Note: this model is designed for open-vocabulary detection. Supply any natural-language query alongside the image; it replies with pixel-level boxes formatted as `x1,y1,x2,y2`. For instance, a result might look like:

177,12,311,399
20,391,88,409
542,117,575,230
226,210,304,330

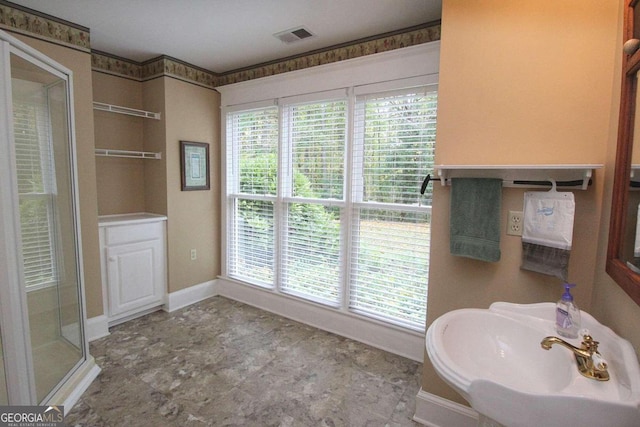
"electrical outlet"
190,249,197,260
507,211,523,236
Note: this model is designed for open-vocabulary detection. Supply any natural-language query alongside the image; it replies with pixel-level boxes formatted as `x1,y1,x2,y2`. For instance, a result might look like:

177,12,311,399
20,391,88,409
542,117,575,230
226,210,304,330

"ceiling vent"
273,27,315,44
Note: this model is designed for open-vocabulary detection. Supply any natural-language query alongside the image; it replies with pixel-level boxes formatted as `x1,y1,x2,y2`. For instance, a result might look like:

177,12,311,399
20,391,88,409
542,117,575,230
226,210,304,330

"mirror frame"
607,0,640,306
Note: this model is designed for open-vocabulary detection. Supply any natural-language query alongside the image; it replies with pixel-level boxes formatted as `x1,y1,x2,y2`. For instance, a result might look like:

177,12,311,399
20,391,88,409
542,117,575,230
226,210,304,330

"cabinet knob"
108,256,116,262
624,39,640,55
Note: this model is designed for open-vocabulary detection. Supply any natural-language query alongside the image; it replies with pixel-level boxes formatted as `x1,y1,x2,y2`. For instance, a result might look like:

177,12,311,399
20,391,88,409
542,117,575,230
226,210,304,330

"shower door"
0,32,87,404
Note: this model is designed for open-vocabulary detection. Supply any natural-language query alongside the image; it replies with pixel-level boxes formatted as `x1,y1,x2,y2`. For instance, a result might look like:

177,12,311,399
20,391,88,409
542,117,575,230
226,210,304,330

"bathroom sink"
426,302,640,427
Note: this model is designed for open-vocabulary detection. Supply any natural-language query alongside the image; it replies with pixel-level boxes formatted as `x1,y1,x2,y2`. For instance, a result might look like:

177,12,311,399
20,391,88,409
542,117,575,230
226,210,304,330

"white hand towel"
520,190,575,280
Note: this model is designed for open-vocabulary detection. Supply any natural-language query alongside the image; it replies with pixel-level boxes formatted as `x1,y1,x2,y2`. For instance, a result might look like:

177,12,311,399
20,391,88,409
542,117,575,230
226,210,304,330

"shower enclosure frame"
0,29,99,407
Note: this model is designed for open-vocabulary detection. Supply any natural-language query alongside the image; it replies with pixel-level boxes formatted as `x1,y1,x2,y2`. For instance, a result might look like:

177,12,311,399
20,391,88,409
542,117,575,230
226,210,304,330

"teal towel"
450,178,502,262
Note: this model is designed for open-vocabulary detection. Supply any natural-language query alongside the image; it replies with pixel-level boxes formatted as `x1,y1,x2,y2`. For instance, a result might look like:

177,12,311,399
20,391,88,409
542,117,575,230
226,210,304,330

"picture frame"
180,141,210,191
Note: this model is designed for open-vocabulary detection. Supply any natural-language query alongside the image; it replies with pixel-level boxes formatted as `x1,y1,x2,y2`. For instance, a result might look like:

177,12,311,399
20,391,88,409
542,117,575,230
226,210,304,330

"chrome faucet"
541,332,610,381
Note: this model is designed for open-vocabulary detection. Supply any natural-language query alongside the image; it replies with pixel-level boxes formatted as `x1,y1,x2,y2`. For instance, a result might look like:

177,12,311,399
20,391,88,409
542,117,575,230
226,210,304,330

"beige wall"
423,0,621,404
163,78,220,293
142,78,168,215
13,34,103,319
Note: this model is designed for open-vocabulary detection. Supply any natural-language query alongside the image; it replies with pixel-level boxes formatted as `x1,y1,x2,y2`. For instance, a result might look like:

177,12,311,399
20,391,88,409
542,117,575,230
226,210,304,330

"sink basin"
426,302,640,427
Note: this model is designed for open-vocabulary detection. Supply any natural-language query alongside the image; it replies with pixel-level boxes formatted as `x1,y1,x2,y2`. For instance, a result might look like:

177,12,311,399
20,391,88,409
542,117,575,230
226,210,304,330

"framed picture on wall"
180,141,210,191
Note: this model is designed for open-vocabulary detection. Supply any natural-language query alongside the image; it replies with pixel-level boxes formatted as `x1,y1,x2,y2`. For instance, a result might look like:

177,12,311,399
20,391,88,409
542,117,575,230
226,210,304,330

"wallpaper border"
0,0,90,52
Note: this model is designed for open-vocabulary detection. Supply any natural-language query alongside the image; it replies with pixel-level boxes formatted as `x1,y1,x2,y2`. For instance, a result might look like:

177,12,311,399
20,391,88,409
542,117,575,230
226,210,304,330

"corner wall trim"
163,279,218,313
86,315,109,342
413,388,478,427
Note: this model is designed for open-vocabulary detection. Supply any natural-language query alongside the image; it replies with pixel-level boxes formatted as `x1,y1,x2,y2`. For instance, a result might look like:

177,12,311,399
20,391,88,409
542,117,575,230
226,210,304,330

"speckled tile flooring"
65,296,423,426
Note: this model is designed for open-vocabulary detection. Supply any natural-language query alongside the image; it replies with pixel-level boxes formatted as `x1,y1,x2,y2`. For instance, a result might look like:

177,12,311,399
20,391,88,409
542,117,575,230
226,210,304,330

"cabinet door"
106,239,164,317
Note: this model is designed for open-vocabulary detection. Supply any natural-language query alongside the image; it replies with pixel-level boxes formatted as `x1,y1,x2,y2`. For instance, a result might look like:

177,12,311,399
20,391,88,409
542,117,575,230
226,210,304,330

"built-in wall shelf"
93,102,161,120
433,164,603,190
95,149,162,160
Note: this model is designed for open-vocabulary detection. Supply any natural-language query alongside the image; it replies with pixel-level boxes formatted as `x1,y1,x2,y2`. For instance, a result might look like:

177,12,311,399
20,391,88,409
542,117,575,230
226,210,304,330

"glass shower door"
10,52,84,403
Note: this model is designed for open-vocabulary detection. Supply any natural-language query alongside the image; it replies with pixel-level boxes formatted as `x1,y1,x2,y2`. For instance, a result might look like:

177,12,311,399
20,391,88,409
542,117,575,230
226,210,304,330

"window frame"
347,86,437,329
222,73,439,333
278,95,348,306
225,104,280,288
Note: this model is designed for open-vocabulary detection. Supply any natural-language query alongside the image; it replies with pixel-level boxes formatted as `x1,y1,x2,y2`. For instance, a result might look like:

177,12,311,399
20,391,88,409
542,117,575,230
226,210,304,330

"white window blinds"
349,87,437,329
282,99,346,199
13,80,57,290
226,107,279,286
280,98,346,304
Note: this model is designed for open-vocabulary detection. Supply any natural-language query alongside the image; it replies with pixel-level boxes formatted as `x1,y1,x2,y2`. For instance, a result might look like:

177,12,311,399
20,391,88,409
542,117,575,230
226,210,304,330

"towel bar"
420,174,593,194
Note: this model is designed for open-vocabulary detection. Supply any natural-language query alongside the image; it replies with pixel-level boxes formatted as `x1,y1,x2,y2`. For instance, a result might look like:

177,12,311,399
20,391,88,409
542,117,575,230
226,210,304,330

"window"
13,80,57,291
226,106,278,287
225,85,437,331
280,99,346,304
350,88,437,328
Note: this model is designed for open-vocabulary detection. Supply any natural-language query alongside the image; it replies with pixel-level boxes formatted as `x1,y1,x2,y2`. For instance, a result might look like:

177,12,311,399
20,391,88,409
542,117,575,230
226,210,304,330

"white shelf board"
93,102,161,120
98,213,167,226
95,148,162,160
434,164,602,190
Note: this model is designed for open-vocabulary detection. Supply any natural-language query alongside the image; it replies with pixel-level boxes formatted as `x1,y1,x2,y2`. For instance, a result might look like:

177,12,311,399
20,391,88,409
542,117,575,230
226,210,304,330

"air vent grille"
274,26,315,44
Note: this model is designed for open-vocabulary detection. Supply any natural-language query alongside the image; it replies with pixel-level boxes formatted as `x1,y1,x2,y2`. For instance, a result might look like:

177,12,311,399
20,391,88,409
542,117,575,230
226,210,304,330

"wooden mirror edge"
607,0,640,307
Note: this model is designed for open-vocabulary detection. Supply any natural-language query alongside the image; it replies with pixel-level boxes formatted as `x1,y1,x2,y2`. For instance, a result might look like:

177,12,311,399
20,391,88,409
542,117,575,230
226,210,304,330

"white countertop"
98,212,167,226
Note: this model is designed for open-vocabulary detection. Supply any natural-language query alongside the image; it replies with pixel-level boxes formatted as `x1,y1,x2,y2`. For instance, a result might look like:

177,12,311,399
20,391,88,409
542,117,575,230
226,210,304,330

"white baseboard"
108,306,163,327
163,279,218,313
216,277,424,362
413,388,478,427
87,280,219,340
86,315,110,342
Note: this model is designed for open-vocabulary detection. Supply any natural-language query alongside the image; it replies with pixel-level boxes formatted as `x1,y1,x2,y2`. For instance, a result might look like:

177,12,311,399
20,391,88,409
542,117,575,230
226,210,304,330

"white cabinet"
99,213,167,325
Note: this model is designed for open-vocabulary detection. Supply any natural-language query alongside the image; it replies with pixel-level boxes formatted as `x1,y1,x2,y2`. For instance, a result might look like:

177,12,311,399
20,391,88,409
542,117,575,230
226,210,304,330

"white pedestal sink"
426,302,640,427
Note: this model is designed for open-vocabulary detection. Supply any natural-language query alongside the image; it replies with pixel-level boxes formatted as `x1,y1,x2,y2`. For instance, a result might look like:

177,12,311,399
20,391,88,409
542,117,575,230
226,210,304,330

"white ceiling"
9,0,442,73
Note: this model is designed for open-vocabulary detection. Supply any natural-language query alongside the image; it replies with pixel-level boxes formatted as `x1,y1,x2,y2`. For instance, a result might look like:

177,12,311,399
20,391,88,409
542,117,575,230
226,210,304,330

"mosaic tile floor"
65,296,423,426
